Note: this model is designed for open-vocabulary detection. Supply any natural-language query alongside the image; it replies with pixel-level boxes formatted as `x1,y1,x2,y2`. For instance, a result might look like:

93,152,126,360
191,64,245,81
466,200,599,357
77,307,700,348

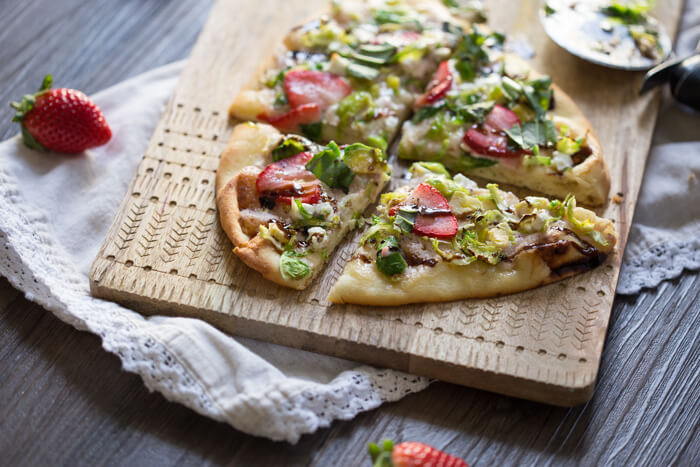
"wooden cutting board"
90,0,683,406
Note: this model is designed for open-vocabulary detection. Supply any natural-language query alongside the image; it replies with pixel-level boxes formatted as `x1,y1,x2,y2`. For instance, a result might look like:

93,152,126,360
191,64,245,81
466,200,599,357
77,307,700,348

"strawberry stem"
368,439,394,467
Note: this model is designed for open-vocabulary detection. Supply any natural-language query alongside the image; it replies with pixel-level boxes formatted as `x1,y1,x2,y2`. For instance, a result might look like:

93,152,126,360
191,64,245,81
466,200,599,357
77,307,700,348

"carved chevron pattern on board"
574,298,601,350
186,217,215,266
137,209,169,258
204,228,226,274
114,203,146,251
161,216,193,263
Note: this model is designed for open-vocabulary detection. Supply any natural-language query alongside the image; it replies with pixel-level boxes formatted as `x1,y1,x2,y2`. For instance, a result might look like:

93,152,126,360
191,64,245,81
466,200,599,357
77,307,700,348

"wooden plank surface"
88,0,683,406
1,0,698,465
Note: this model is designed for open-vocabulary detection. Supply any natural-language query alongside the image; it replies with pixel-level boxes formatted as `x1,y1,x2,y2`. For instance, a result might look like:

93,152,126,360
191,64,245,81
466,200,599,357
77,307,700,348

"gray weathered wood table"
0,1,697,465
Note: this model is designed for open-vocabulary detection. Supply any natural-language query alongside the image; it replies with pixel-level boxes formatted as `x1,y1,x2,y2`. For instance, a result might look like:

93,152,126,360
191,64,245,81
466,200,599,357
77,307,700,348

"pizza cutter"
539,0,672,71
640,42,700,112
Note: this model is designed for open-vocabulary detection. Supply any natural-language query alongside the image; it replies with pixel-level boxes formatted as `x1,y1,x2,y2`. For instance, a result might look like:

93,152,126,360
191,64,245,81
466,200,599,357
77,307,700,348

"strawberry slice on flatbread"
391,183,458,239
256,151,321,205
261,103,321,130
284,69,352,111
463,104,528,158
415,61,453,108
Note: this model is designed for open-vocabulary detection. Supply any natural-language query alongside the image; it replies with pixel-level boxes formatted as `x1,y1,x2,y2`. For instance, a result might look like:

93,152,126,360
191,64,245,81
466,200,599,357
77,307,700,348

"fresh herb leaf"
279,250,311,280
300,122,323,139
504,119,557,151
305,141,356,192
412,103,447,123
376,236,407,276
394,207,418,233
271,138,307,161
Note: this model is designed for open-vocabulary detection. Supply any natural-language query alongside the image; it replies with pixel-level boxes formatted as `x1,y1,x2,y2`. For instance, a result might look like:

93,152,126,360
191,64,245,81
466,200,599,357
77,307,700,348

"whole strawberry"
369,439,468,467
11,74,112,153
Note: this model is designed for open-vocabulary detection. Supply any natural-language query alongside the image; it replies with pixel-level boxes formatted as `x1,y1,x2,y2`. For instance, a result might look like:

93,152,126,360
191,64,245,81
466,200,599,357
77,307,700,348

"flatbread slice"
328,162,617,305
216,122,391,289
398,28,611,205
228,0,465,146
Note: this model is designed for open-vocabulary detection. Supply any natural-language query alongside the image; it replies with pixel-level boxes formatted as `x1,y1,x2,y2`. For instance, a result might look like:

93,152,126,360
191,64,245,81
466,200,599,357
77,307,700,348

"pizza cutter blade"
539,0,672,71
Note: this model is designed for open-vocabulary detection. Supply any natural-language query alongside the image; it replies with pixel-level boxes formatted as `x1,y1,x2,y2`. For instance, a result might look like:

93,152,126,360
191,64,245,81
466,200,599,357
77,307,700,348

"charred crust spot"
259,196,276,209
572,145,593,165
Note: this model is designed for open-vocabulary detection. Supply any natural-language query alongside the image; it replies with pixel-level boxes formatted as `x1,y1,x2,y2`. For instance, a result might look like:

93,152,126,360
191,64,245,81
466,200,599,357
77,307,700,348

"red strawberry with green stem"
10,74,112,154
369,439,468,467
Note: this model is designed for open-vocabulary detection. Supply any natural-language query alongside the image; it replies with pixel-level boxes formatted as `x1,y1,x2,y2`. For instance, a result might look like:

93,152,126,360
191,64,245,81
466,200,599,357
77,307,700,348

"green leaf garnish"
279,250,311,280
271,137,307,161
376,237,407,276
305,141,355,192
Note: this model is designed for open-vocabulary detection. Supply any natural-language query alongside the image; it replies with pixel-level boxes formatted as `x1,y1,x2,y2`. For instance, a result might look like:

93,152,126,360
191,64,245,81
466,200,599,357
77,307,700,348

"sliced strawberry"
284,69,352,111
463,105,527,158
256,152,321,205
258,103,321,131
415,61,453,108
484,104,520,130
392,442,468,467
390,183,458,239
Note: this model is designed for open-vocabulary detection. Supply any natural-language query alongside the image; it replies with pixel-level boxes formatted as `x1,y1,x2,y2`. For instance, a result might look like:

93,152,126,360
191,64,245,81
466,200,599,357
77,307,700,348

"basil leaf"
522,77,553,117
300,122,323,139
505,119,557,151
376,236,407,276
279,251,311,280
454,101,494,124
394,207,418,233
305,141,356,192
271,138,306,161
412,103,446,122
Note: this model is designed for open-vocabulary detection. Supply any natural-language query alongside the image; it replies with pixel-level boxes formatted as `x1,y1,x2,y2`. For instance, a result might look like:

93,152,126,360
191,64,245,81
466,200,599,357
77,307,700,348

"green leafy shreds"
454,101,495,124
556,136,584,155
366,134,388,151
300,122,323,139
458,229,503,265
504,118,557,151
412,103,446,123
564,196,610,247
452,27,504,81
305,141,355,192
342,142,386,174
271,138,306,161
424,177,461,198
292,199,329,227
601,0,652,24
376,236,408,276
523,77,553,117
391,43,426,64
394,207,418,233
409,161,451,177
279,250,311,280
336,91,373,128
360,222,399,246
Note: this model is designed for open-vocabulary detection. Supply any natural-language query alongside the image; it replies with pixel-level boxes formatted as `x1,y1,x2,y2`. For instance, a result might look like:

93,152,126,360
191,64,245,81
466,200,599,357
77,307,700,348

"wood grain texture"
88,0,683,406
0,0,698,464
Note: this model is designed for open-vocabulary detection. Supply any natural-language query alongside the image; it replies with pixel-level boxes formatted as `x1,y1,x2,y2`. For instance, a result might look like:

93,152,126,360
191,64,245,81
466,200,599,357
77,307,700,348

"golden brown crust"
328,194,618,305
216,122,316,290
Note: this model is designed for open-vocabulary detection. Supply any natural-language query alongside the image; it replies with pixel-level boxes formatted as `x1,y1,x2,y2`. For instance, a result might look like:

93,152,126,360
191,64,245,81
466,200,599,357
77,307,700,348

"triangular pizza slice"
216,122,391,289
228,0,465,147
398,27,611,205
328,162,617,305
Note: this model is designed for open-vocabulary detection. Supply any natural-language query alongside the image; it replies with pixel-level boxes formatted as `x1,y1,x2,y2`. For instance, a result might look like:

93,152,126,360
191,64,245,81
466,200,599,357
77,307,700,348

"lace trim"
0,167,429,443
618,237,700,295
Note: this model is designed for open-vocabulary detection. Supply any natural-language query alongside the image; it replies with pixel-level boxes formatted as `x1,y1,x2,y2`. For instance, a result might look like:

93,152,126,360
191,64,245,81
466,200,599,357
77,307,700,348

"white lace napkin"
0,6,698,442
